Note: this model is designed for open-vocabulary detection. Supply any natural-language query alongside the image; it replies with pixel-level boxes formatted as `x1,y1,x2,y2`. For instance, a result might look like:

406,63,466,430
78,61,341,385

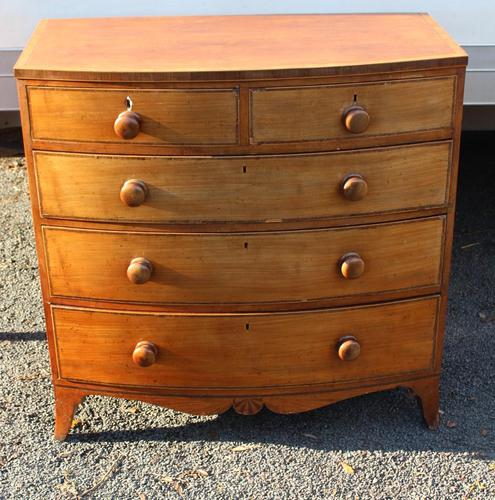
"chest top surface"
14,13,467,82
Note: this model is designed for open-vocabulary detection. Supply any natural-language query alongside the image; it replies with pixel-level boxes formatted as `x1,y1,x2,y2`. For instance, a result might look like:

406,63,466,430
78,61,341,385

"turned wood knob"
343,105,370,134
120,179,149,207
127,257,153,284
132,341,158,367
337,336,361,361
339,252,365,279
341,174,368,201
114,110,141,139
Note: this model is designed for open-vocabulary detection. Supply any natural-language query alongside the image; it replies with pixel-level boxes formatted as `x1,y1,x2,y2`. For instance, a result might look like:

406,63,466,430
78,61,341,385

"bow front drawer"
27,86,239,145
34,142,451,224
250,77,455,144
42,217,444,306
52,297,438,389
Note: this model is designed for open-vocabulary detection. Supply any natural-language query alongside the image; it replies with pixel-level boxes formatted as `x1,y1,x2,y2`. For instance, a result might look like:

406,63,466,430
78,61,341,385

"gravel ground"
0,131,493,499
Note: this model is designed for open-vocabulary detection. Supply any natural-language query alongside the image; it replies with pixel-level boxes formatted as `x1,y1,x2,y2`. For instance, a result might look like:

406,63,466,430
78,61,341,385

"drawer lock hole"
242,166,247,174
125,96,133,111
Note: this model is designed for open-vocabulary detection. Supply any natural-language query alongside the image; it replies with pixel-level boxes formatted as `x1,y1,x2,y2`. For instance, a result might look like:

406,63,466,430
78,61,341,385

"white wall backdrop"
0,1,493,112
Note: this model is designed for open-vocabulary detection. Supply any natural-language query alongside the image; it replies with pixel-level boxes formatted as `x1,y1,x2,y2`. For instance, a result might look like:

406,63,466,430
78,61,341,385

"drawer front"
43,218,444,305
35,142,451,223
52,297,438,388
250,77,455,144
27,86,239,145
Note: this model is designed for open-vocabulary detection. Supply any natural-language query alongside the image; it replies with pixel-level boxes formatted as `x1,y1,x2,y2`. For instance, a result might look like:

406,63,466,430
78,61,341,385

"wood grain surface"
52,297,438,388
28,86,239,145
34,142,451,224
18,69,460,157
53,375,441,439
43,218,444,305
250,77,455,144
14,14,467,82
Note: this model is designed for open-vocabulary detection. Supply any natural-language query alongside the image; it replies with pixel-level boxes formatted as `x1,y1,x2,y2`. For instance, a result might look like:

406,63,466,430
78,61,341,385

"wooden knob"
120,179,149,207
339,252,365,279
127,257,153,284
341,174,368,201
114,110,141,139
132,341,158,367
343,105,370,134
337,336,361,361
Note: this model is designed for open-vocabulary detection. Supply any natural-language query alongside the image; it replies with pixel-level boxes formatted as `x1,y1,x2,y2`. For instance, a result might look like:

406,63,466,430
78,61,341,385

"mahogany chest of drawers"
14,14,467,440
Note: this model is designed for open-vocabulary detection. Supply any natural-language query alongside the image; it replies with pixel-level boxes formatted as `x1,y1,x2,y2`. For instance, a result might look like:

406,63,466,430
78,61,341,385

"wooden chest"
14,14,467,440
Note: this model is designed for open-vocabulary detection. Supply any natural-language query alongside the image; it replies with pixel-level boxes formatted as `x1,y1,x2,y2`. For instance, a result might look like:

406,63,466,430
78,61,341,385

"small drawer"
52,297,438,388
43,217,444,305
34,142,451,224
250,77,455,144
27,86,239,145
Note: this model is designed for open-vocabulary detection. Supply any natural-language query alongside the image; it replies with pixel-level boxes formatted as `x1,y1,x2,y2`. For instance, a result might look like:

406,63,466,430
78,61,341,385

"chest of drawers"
14,14,467,440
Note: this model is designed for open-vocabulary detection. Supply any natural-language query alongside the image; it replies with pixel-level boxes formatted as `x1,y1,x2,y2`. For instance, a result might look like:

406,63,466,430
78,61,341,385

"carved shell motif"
233,398,264,415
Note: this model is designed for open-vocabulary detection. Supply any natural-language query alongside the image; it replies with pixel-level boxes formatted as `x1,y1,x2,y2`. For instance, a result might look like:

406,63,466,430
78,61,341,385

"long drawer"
43,217,444,305
34,142,451,223
250,76,455,144
52,297,439,388
27,86,239,145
